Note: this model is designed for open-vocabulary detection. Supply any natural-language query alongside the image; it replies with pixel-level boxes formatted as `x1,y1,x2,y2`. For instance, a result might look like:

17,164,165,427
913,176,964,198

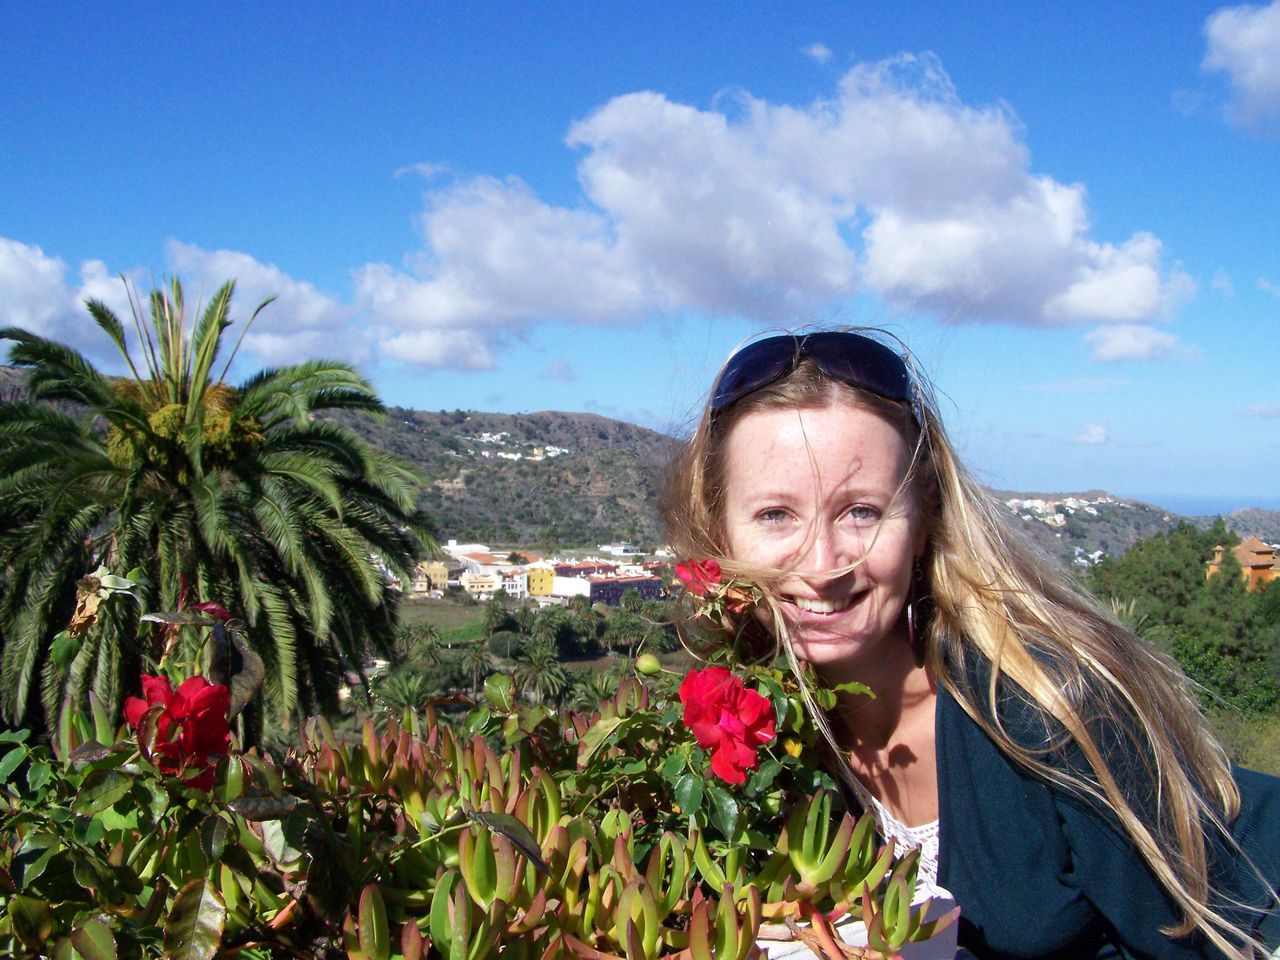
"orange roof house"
1206,536,1280,591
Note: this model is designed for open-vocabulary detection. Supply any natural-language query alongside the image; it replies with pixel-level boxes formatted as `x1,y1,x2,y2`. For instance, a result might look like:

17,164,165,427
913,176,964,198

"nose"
801,520,856,576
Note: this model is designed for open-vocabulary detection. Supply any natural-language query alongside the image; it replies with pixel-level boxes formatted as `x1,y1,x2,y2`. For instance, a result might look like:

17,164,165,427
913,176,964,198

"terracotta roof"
1234,536,1279,570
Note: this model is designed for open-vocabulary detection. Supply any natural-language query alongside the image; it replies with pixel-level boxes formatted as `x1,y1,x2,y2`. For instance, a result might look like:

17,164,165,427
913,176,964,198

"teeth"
792,595,852,614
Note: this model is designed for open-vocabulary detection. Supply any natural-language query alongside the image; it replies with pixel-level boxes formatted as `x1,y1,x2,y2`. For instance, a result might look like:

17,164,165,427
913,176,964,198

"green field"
400,598,487,644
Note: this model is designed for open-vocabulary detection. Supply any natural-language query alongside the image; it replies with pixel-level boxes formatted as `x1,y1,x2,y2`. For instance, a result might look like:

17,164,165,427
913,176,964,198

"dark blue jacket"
934,675,1280,958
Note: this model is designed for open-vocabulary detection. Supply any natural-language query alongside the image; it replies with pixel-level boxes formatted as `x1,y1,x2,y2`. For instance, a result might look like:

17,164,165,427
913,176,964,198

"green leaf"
72,771,131,816
358,884,390,960
14,833,63,887
7,894,54,949
49,631,80,668
483,673,515,712
576,716,625,768
226,794,299,821
259,815,304,866
0,728,31,744
75,816,106,846
673,773,704,817
706,784,740,841
660,751,685,780
199,816,232,862
429,871,461,960
0,745,26,781
163,877,227,960
26,760,51,793
70,919,118,960
745,758,784,796
469,810,548,873
830,679,874,699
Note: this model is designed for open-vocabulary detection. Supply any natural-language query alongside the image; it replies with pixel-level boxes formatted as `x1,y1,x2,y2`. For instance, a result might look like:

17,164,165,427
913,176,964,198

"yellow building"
526,565,555,596
1207,537,1280,592
411,560,450,594
459,570,500,598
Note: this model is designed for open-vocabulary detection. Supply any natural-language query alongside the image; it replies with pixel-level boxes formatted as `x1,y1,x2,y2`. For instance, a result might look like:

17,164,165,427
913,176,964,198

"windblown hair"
661,331,1272,958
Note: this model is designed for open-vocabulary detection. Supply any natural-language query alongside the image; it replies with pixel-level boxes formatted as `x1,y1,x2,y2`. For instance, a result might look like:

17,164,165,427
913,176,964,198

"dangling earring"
906,559,930,666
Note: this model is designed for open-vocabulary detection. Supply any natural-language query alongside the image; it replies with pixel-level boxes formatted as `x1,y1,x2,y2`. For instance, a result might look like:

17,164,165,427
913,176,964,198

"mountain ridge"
2,365,1276,561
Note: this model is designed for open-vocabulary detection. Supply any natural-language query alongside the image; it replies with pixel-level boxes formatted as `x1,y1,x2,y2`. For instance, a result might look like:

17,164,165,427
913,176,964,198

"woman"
661,330,1280,958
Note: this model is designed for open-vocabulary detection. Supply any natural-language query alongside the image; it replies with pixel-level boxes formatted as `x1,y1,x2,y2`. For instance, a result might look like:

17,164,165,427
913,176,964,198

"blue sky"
2,1,1278,512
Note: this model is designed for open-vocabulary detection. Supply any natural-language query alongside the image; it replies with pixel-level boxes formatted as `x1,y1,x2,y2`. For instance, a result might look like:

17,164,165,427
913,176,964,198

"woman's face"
720,400,927,672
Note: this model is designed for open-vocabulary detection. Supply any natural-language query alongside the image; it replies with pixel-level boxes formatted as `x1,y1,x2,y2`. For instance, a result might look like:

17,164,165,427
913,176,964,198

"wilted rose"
679,666,776,785
675,559,721,597
124,674,231,790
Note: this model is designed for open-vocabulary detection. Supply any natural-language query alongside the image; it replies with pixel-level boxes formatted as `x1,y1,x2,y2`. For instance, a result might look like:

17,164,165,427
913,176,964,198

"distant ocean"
1127,493,1280,517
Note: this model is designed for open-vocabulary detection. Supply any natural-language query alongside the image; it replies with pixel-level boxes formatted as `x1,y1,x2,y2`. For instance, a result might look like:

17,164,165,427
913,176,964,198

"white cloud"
1211,268,1236,296
1259,276,1280,298
543,357,575,381
803,43,834,65
0,238,138,361
355,53,1191,369
0,238,81,339
1084,324,1183,362
1239,400,1280,417
1204,0,1280,134
1075,424,1111,444
165,240,362,365
394,162,448,180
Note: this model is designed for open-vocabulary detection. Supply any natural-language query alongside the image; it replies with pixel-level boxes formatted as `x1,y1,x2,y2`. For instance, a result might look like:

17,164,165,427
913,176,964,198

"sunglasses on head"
710,332,919,423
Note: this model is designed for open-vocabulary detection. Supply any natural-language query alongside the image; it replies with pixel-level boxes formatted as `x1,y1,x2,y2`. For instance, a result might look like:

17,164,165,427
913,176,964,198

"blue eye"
848,506,880,523
758,508,788,524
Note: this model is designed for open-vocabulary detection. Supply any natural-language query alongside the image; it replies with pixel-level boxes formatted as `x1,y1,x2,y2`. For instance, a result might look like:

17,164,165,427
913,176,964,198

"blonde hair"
661,331,1273,957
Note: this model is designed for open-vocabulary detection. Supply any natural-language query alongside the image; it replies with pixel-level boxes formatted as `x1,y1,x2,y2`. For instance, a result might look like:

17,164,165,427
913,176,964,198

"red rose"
124,674,231,790
679,666,776,785
675,559,721,597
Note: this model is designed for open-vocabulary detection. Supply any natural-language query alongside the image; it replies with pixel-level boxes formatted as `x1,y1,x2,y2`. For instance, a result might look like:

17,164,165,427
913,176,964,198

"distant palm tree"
461,642,493,695
604,611,649,659
373,671,438,714
397,622,444,666
513,639,568,704
0,278,433,731
569,668,616,710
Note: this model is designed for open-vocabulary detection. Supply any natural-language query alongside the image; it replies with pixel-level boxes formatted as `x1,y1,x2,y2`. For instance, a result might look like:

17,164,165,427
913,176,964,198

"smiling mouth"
787,594,854,614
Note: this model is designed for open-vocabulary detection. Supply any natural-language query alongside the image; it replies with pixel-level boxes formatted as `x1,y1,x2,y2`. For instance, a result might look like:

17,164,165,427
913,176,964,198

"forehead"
720,401,912,490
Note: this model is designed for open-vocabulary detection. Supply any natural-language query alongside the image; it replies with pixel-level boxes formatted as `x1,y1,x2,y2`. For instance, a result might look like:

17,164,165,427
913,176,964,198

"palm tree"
460,642,493,695
397,622,444,666
569,668,616,710
373,671,438,714
0,278,433,732
513,638,568,704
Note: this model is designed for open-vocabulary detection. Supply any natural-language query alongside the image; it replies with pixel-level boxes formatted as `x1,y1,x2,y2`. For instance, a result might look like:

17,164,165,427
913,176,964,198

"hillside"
331,407,681,548
2,364,1276,561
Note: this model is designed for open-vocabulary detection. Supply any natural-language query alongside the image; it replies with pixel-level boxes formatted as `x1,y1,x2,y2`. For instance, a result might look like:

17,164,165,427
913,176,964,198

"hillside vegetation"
3,365,1277,559
328,406,680,547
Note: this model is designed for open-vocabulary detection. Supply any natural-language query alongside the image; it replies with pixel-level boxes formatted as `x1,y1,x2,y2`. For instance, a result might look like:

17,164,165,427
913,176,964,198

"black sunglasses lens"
800,333,911,402
710,337,798,411
711,333,911,414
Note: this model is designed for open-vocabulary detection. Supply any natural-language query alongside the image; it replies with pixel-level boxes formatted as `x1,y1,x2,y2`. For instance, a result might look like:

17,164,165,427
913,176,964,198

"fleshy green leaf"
358,884,390,960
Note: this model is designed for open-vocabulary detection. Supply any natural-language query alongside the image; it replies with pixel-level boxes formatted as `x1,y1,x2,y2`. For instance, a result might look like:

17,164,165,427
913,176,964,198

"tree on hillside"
0,278,433,733
1090,520,1277,714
